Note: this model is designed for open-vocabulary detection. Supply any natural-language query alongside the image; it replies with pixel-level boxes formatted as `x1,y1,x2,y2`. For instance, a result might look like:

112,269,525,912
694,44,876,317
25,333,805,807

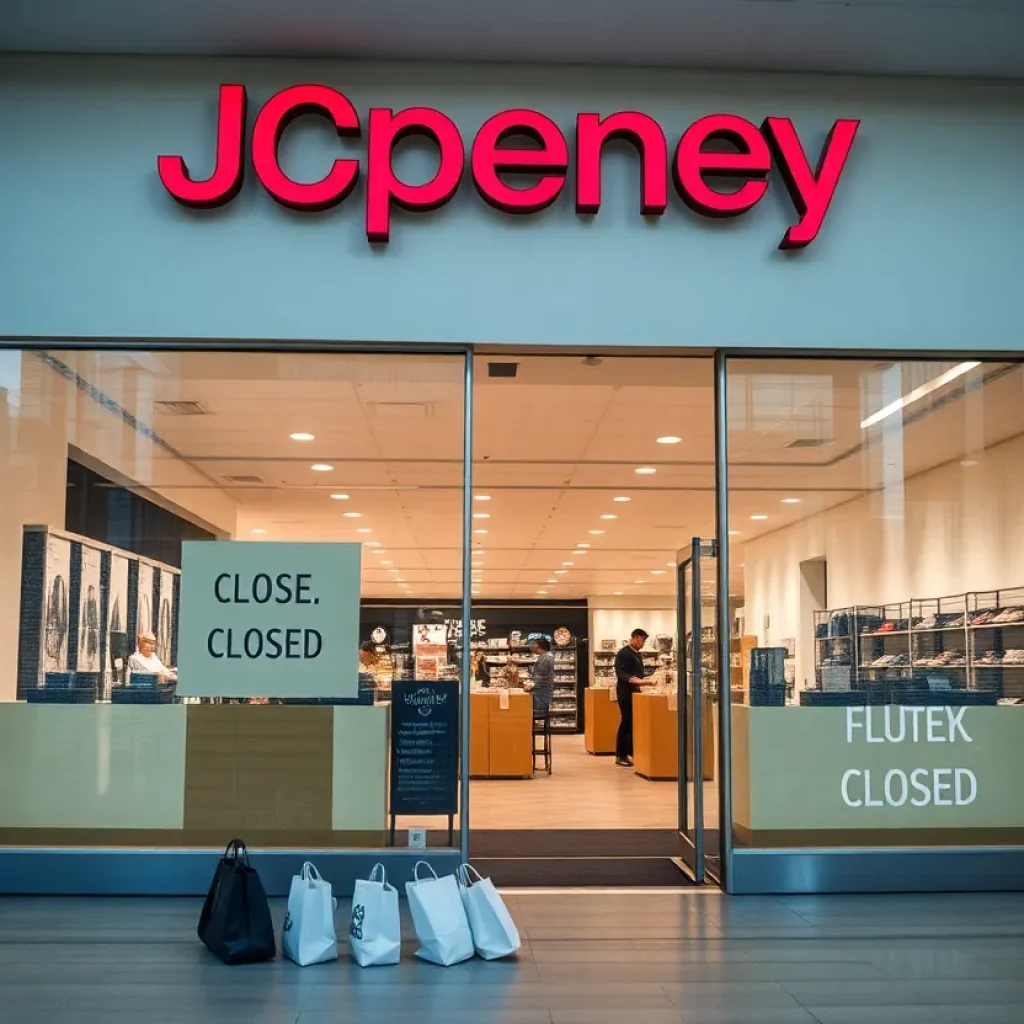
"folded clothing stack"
915,650,967,667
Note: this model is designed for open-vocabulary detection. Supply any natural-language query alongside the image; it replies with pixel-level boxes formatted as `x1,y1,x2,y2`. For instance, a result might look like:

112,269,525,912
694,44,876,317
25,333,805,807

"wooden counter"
632,693,678,781
631,692,716,782
584,687,619,755
470,690,533,779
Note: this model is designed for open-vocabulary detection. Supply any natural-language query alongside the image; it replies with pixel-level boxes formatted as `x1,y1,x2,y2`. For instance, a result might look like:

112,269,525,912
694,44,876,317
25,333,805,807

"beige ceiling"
38,350,1024,602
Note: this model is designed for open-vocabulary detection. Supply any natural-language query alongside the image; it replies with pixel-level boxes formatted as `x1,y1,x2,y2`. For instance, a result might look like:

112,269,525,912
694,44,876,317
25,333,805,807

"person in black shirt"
614,628,649,766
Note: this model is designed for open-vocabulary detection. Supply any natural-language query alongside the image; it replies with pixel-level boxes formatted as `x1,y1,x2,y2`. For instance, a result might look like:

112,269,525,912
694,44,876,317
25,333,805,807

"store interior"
3,350,1024,871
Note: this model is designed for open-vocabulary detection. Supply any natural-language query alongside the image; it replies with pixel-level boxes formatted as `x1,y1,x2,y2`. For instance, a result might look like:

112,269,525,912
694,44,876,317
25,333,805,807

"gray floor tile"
805,1009,957,1024
3,892,1024,1023
678,1011,818,1024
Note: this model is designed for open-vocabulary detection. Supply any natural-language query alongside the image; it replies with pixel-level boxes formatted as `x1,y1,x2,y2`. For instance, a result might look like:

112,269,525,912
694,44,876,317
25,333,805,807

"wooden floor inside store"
397,734,720,832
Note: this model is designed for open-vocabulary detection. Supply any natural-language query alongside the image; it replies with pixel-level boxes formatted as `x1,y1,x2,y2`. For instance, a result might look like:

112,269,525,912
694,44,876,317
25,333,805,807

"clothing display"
816,590,1024,695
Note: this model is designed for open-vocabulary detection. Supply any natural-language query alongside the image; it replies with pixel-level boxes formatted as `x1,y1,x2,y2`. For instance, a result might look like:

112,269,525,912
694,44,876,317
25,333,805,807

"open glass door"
677,538,721,884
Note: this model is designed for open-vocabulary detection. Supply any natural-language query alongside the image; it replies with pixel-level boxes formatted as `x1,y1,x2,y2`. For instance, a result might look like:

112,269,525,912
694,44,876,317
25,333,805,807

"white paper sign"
176,541,361,699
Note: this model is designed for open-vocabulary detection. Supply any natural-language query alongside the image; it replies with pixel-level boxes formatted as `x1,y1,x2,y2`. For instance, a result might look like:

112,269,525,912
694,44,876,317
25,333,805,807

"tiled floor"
3,889,1024,1022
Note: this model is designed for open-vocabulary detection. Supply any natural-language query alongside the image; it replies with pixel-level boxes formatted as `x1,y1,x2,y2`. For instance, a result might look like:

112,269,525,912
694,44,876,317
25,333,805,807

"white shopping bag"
457,864,521,960
405,861,475,966
349,864,401,967
282,862,338,967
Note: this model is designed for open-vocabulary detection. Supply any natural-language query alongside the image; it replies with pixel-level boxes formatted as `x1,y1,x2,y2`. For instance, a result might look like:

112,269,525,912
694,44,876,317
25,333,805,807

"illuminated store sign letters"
158,84,859,249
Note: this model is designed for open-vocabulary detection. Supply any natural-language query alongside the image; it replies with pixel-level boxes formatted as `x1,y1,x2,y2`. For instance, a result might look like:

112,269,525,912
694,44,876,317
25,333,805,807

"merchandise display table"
632,692,679,781
631,693,717,782
584,686,619,755
470,690,534,779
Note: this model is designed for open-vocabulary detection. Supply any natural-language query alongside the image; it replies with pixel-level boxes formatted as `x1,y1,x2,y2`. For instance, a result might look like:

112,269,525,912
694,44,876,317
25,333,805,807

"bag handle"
457,863,484,887
369,863,387,885
222,839,249,867
301,861,322,881
413,860,439,882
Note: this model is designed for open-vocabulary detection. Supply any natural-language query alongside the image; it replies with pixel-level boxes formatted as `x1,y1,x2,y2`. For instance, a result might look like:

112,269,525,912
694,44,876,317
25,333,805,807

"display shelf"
812,588,1024,698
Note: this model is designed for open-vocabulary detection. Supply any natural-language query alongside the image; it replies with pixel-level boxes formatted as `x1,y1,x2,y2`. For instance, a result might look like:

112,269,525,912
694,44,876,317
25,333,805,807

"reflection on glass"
727,359,1024,850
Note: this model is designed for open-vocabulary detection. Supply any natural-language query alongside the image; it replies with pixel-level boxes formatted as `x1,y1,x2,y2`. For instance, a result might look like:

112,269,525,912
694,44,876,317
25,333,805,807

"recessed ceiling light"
635,467,657,475
472,589,481,595
780,497,802,504
656,436,682,444
651,569,666,575
474,495,491,501
289,432,315,442
343,512,361,518
537,590,548,595
588,530,605,535
572,550,586,556
666,561,675,567
365,541,381,547
613,496,631,502
473,513,491,519
311,463,333,472
562,561,574,566
251,528,267,535
600,514,617,520
576,543,591,548
634,579,647,584
330,493,349,501
613,591,623,596
388,568,399,573
751,514,768,521
356,528,372,534
960,459,979,467
546,578,558,584
728,530,741,536
396,578,406,583
381,560,393,565
474,529,488,535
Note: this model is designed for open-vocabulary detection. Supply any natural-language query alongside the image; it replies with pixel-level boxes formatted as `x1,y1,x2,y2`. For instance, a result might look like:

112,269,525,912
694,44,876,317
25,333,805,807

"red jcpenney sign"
158,84,859,249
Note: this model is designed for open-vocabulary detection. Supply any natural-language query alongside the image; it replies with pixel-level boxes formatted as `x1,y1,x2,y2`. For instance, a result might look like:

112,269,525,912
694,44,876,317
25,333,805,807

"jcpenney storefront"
1,55,1023,896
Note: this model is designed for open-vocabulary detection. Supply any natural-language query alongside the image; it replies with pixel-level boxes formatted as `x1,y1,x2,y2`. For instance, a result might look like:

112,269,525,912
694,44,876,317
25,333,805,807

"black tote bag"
198,839,276,965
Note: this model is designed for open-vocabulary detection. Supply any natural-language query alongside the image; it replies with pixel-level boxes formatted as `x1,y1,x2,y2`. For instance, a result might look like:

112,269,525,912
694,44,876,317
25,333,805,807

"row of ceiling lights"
263,430,793,596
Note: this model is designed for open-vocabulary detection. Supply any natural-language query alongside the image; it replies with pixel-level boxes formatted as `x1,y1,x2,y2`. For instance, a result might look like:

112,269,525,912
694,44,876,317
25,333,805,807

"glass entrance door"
678,538,721,883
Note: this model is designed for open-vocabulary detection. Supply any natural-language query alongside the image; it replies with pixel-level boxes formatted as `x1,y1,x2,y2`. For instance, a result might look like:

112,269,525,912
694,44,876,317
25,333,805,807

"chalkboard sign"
390,680,459,817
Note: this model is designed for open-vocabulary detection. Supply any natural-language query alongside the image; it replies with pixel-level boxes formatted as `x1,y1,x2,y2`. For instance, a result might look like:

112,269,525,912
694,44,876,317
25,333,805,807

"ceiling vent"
223,474,264,484
155,400,209,416
784,437,832,449
367,402,431,418
487,362,519,378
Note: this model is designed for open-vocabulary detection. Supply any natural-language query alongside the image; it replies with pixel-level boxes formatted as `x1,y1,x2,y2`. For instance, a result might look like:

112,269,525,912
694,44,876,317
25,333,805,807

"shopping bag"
405,861,475,966
282,862,338,967
457,864,521,960
349,863,401,967
197,839,276,965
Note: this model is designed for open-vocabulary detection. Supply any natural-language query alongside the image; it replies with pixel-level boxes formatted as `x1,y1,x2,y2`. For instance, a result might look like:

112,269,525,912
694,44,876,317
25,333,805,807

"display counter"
584,686,619,754
0,702,389,846
469,690,533,778
632,692,716,782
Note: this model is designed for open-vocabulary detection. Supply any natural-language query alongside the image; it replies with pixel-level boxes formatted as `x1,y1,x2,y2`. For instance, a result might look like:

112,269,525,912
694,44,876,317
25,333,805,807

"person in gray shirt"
527,637,555,714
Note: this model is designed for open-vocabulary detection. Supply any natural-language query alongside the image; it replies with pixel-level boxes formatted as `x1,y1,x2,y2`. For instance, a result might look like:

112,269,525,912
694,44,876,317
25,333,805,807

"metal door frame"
677,538,704,881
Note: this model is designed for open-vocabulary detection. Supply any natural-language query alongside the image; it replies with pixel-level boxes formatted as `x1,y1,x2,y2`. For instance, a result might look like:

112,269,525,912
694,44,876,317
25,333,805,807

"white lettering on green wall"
841,706,977,810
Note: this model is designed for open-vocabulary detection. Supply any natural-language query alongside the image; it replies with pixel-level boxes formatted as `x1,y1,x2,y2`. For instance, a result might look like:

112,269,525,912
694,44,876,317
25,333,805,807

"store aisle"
4,890,1024,1023
468,734,684,830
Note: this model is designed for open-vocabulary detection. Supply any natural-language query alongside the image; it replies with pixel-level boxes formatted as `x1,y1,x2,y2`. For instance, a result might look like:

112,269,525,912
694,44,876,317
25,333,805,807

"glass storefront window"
0,348,466,850
727,357,1024,849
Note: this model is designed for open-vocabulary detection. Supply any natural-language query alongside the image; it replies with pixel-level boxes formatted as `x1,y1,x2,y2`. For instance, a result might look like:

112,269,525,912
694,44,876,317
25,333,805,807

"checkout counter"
469,689,534,778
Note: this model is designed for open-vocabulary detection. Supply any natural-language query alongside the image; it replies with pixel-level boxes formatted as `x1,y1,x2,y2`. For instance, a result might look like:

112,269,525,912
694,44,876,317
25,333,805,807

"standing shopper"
614,628,649,766
526,637,555,714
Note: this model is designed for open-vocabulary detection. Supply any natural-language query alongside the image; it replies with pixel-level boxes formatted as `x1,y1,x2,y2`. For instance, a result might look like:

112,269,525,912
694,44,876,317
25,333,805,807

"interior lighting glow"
860,361,980,429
